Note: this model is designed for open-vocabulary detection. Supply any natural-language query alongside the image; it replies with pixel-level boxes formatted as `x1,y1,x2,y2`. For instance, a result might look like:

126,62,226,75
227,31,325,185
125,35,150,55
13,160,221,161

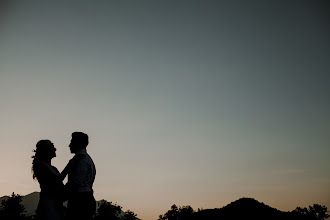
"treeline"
1,193,329,220
0,193,138,220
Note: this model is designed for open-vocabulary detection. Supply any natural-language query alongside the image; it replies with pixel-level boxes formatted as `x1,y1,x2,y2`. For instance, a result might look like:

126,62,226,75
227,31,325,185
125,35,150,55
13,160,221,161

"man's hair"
72,132,89,148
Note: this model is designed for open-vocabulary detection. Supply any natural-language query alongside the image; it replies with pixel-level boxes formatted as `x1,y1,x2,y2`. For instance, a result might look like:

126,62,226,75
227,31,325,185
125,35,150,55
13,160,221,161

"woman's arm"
59,163,69,181
38,162,63,182
59,159,74,181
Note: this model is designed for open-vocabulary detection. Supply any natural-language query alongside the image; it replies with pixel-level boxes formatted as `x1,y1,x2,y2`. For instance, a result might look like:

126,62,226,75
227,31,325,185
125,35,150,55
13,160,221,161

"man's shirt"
67,149,96,193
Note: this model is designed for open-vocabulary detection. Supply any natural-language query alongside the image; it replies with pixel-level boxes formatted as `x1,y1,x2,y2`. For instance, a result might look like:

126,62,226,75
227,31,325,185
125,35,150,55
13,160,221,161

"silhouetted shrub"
293,204,329,220
94,200,123,220
158,204,194,220
0,192,32,220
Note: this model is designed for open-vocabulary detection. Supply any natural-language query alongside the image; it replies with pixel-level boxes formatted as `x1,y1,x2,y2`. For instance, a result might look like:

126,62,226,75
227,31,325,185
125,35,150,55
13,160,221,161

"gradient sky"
0,1,329,220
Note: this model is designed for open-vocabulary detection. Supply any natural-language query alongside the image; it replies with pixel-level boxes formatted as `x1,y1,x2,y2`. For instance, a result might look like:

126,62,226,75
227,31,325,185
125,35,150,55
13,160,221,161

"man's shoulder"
70,153,87,164
73,153,87,159
71,152,95,165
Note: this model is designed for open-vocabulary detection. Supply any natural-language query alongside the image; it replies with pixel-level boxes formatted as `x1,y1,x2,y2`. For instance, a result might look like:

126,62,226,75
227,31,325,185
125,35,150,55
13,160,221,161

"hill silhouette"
193,197,316,220
20,192,39,216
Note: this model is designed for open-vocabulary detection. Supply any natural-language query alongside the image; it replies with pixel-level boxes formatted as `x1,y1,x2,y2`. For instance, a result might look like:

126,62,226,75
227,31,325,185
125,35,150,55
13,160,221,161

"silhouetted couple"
32,132,96,220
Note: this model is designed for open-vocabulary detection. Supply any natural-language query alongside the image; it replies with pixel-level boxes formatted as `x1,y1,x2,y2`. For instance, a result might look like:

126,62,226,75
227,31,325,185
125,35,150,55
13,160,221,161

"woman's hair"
31,139,51,179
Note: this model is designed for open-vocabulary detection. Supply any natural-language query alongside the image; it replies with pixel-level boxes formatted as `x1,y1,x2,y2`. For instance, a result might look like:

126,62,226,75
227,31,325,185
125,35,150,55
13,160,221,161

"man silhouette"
64,132,96,220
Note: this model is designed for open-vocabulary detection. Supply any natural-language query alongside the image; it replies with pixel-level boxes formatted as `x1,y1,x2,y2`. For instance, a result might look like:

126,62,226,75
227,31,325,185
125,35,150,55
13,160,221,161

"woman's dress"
34,162,64,220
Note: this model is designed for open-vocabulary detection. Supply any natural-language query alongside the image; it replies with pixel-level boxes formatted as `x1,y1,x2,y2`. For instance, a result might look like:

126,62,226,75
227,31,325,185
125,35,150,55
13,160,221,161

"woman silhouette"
32,140,67,220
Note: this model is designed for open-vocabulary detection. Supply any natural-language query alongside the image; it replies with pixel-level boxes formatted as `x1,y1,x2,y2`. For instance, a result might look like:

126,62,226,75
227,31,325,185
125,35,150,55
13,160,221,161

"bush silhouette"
94,200,123,220
293,204,329,220
93,199,138,220
158,204,194,220
0,192,31,220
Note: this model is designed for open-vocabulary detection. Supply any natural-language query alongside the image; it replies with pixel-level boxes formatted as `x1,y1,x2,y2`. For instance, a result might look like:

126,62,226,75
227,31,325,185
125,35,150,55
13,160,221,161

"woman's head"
32,140,56,179
35,140,56,159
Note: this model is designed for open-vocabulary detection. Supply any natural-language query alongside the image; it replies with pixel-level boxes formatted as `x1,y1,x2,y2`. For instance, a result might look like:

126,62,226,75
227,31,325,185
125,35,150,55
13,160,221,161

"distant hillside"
193,197,316,220
21,192,40,216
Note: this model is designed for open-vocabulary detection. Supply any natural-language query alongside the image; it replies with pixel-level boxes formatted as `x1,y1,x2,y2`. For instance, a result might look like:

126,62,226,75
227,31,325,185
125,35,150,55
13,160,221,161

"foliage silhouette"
0,192,31,220
158,204,194,220
123,210,137,220
93,199,138,220
293,204,329,220
94,200,123,220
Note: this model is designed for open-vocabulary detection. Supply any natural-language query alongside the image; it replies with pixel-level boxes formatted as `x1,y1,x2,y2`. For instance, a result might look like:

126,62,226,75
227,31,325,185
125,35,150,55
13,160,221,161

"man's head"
69,132,89,153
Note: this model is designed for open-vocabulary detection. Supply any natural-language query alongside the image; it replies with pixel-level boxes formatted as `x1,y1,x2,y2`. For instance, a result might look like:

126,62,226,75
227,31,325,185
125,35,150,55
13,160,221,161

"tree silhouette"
0,192,29,220
123,209,137,220
158,204,194,220
94,200,123,220
159,204,178,220
293,204,329,220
